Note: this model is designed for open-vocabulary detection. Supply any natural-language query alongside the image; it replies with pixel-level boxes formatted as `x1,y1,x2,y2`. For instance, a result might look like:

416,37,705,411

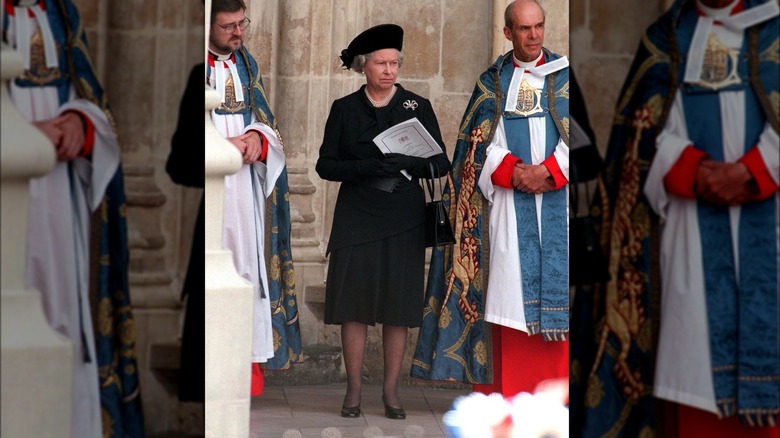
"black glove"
381,153,418,174
356,158,399,177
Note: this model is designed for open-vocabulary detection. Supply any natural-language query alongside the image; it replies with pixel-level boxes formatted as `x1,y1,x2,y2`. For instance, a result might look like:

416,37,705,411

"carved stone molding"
287,166,324,263
123,163,175,307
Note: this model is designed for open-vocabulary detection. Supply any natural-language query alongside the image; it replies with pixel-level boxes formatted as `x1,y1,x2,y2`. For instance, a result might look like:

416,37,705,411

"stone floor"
250,383,470,438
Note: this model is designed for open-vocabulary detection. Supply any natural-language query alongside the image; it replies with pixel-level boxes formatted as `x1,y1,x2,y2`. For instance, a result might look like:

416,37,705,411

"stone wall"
570,0,668,153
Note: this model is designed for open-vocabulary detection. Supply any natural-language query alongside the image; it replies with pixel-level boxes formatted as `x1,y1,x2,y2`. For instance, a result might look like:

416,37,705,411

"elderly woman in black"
316,24,451,420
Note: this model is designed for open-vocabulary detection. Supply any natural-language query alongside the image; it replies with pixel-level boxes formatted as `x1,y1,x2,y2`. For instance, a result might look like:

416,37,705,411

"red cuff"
491,154,522,188
739,146,779,200
541,154,568,190
663,146,707,199
247,129,269,162
65,110,95,158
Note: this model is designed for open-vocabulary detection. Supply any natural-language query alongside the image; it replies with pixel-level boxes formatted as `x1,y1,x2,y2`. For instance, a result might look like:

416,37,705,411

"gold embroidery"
589,104,652,403
759,37,779,64
697,33,741,90
571,359,582,385
101,408,115,438
769,91,779,121
555,80,570,99
512,77,543,116
218,73,247,113
616,35,671,116
270,254,281,281
440,306,452,328
273,329,281,351
585,374,605,408
97,297,113,337
283,268,295,289
474,340,486,365
20,26,62,84
118,315,137,353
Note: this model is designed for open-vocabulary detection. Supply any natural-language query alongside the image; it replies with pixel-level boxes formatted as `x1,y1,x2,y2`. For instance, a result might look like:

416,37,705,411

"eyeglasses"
215,17,251,34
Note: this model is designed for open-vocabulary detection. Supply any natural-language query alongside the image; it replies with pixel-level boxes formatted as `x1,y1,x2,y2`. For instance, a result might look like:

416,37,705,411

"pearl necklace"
365,86,396,107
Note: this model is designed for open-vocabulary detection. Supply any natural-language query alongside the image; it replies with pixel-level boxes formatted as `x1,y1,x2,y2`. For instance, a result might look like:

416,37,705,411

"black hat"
340,24,403,70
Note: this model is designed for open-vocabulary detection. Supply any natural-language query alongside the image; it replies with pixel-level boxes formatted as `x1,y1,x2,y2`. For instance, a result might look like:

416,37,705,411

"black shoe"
340,404,361,418
382,395,406,420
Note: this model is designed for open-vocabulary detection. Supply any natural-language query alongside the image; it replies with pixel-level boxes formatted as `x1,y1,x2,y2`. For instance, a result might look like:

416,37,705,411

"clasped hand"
511,162,555,194
33,112,85,162
357,153,417,177
380,153,416,175
227,131,263,164
695,159,755,206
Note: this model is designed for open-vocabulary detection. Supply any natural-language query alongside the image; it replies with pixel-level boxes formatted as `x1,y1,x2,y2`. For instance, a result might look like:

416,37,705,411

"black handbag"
423,162,455,247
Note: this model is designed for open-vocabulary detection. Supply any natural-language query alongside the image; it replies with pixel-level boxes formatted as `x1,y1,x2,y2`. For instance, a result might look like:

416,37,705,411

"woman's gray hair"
350,49,404,74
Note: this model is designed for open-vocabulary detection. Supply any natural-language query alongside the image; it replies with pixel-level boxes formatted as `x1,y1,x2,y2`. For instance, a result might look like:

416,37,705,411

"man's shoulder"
235,46,260,71
544,49,564,60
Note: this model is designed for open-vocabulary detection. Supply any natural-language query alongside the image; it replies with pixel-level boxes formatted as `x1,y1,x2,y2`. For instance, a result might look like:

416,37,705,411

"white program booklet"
373,117,444,179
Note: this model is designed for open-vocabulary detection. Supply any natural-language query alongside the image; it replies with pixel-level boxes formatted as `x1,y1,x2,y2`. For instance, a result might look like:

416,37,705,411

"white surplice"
646,0,780,413
208,56,286,363
7,5,120,438
477,55,569,333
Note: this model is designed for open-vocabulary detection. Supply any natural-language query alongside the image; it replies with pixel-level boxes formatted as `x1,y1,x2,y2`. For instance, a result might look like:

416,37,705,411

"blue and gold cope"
411,48,569,385
3,0,143,436
207,45,303,370
570,0,779,435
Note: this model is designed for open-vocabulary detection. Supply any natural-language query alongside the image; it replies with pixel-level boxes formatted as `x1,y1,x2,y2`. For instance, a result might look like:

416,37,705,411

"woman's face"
363,49,399,92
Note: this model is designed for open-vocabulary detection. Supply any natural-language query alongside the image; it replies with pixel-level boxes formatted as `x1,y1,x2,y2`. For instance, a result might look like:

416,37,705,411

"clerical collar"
503,52,568,114
5,0,58,71
208,50,244,104
4,0,43,16
684,0,778,84
696,0,743,18
513,52,545,69
208,50,235,64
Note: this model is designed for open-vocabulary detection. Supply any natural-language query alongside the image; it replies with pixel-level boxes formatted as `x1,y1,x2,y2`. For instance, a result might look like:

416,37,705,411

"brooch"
403,100,418,110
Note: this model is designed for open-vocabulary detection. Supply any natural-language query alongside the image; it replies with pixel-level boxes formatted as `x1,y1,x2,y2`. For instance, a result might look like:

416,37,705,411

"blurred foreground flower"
443,379,569,438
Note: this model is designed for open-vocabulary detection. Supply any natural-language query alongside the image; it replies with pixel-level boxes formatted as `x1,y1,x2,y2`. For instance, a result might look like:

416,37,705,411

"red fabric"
251,363,265,396
677,404,779,438
512,56,546,69
739,146,779,200
246,130,269,162
4,0,44,16
63,110,95,158
491,154,522,188
696,0,744,20
473,324,569,398
664,145,708,199
207,51,237,67
541,154,568,190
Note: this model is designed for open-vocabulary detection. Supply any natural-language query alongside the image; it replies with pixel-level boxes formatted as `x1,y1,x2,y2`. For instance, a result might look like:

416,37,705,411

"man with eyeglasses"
207,0,302,394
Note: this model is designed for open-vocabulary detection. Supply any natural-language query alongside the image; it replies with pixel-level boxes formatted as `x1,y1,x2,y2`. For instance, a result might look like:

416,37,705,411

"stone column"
204,86,255,438
494,0,508,59
0,43,73,438
204,3,254,437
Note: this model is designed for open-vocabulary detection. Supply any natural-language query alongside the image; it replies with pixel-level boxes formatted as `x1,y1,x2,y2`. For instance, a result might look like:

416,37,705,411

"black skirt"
324,224,425,327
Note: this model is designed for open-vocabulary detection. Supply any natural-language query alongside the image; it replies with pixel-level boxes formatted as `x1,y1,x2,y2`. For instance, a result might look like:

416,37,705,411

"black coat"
316,84,451,253
166,63,204,402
